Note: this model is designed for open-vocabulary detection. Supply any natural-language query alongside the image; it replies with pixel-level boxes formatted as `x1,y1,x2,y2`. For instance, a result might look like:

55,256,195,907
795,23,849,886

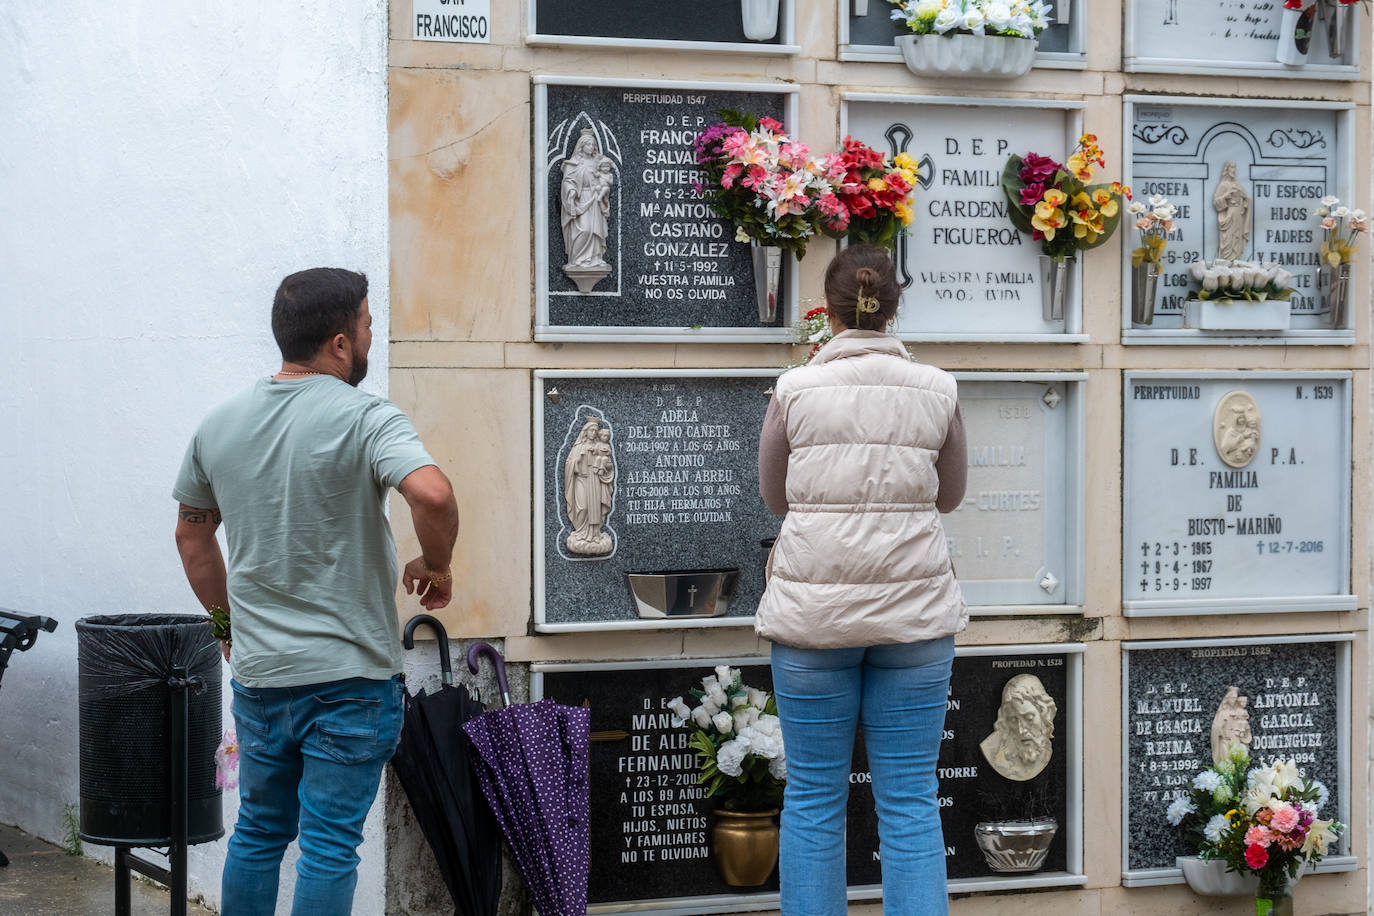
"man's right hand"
403,556,453,610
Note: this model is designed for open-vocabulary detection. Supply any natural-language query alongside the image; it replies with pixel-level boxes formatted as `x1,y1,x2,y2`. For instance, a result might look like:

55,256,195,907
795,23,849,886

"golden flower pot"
710,809,779,887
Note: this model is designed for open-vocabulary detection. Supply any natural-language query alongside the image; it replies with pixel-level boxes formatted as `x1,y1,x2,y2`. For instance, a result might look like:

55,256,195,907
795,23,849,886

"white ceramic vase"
1183,297,1292,331
740,0,779,41
894,33,1037,79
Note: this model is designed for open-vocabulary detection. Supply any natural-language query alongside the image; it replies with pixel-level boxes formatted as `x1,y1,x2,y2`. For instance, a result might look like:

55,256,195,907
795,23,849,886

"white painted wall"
0,1,390,911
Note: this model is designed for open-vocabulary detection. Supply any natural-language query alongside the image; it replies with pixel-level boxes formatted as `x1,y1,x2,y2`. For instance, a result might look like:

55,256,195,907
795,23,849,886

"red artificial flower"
1284,0,1302,7
757,116,785,133
1244,844,1269,869
803,307,828,320
1020,182,1046,206
1019,153,1061,184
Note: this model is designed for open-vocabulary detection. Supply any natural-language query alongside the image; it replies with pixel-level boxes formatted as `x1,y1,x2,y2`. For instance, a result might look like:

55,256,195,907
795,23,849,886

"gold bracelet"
425,565,453,584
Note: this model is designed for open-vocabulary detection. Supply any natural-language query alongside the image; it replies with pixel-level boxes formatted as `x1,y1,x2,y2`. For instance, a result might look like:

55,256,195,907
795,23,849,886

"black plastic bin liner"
76,614,223,846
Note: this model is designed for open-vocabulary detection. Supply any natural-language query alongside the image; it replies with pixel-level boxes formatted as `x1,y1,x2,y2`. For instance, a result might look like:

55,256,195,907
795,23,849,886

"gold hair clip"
856,286,881,314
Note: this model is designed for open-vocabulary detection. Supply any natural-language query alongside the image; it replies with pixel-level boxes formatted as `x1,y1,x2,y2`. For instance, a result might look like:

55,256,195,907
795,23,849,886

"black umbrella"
392,614,501,916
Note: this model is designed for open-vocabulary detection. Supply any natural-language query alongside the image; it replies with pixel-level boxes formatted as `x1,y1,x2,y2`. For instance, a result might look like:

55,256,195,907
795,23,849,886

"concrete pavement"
0,822,216,915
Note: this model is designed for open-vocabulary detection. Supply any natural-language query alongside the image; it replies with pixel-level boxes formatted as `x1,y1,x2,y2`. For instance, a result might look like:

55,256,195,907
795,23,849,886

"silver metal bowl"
973,819,1057,873
625,569,739,619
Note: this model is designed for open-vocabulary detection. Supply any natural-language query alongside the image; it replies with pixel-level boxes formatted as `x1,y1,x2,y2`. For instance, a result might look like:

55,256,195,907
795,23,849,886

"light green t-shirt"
173,376,435,688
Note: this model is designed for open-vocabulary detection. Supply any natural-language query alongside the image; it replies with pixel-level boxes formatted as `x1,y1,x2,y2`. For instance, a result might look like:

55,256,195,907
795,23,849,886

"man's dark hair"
271,268,369,362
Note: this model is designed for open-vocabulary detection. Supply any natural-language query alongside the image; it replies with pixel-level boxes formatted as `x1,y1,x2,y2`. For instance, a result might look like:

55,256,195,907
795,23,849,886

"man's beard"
348,351,368,386
998,722,1049,764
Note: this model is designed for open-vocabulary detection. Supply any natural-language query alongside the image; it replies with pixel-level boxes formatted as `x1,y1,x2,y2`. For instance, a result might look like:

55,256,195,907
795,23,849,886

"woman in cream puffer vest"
756,245,966,915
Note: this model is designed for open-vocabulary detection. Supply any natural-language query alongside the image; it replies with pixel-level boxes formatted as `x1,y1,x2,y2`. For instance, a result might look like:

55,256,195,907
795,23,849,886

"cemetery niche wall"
532,646,1084,913
534,370,782,632
1121,372,1353,616
944,373,1085,611
843,96,1089,341
839,0,1085,65
526,0,798,53
1126,0,1360,78
534,76,799,342
1122,96,1355,341
1120,634,1353,886
534,369,1087,631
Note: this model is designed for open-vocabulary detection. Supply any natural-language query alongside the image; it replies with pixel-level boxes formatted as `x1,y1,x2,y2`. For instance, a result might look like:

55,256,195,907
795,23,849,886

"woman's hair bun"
854,266,880,288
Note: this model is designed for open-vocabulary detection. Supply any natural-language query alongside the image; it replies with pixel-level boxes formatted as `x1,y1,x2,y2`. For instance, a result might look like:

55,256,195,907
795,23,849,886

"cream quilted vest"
755,330,968,649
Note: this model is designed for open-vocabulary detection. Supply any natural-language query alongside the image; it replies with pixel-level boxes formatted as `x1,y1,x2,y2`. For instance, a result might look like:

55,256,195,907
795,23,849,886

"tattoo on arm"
178,505,222,525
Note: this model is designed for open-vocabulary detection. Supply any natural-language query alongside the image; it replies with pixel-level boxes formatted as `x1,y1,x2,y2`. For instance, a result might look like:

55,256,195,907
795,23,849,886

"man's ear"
328,332,351,361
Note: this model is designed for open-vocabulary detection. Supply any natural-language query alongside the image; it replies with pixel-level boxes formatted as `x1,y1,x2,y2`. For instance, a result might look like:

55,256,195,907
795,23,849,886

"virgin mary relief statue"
564,416,615,556
1213,161,1251,261
560,128,615,293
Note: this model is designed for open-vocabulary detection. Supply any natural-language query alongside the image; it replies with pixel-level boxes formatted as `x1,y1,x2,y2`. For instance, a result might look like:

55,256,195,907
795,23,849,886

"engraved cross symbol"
686,585,698,608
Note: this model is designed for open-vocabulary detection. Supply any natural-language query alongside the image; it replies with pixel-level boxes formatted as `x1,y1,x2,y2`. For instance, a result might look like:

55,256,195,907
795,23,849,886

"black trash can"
76,614,223,846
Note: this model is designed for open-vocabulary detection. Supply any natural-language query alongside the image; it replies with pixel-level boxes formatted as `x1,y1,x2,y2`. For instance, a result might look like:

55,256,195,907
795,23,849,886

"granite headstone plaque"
532,0,789,46
1126,99,1345,328
844,98,1080,336
536,372,780,629
1126,0,1355,73
844,1,1077,57
1122,373,1352,615
1122,637,1349,876
943,376,1079,607
534,649,1080,908
536,79,795,338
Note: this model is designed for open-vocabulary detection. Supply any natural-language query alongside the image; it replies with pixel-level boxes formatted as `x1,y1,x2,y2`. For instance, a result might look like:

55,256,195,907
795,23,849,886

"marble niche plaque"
943,374,1083,609
535,78,798,341
529,0,796,51
1126,0,1358,76
532,647,1083,911
535,371,781,631
840,0,1083,62
1122,373,1353,616
1124,97,1351,336
843,97,1085,340
1121,635,1352,883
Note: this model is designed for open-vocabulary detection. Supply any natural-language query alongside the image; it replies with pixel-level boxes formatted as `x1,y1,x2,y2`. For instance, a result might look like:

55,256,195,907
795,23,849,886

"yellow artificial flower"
1041,188,1067,208
1093,188,1119,218
867,177,888,192
893,151,917,170
1032,203,1066,240
895,202,914,225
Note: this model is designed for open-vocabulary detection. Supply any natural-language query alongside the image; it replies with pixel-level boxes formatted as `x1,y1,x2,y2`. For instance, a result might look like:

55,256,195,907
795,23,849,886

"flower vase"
1038,254,1073,322
1319,262,1352,328
1277,5,1315,65
1255,873,1294,916
740,0,779,41
751,243,783,323
973,819,1058,873
854,0,870,15
894,34,1038,79
1131,261,1160,325
711,809,779,886
1056,0,1071,25
1322,0,1350,54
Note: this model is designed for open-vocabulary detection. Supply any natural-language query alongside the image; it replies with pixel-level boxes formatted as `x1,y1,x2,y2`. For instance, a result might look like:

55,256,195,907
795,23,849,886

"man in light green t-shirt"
173,267,458,915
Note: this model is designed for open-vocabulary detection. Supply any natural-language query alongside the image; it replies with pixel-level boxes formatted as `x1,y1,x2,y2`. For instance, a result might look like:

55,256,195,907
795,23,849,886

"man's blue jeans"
770,637,955,916
222,676,404,916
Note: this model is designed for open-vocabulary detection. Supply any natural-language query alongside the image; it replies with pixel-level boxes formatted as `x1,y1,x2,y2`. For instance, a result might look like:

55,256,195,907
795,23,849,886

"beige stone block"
949,889,1102,915
1107,347,1371,371
390,341,505,369
388,368,531,638
1101,871,1368,915
682,627,767,659
504,631,687,663
1083,368,1122,618
1112,611,1356,644
1081,640,1122,886
390,69,532,343
504,342,678,368
672,344,795,369
1083,0,1122,73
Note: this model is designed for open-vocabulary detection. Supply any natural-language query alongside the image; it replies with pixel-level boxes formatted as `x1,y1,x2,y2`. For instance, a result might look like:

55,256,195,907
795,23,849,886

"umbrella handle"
402,614,452,685
466,642,511,707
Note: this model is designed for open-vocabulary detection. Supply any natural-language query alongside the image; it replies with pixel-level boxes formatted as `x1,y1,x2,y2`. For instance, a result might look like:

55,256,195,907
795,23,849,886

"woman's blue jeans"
222,676,404,916
771,637,954,916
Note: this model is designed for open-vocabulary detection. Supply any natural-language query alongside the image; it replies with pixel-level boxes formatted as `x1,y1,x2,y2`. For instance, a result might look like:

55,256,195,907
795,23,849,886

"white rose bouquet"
667,666,786,813
1188,259,1294,303
889,0,1053,39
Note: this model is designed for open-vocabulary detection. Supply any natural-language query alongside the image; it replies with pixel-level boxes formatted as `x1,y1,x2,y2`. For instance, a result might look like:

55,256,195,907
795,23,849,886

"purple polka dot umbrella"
463,643,590,916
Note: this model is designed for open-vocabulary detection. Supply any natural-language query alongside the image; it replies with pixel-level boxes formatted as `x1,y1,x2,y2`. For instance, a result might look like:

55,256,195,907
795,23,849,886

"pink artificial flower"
1271,805,1300,834
1245,843,1269,869
214,727,240,791
1322,217,1338,230
740,165,769,190
1275,832,1304,852
1019,182,1046,207
758,116,785,133
1245,825,1273,848
720,163,744,189
1135,217,1153,231
1019,153,1061,184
